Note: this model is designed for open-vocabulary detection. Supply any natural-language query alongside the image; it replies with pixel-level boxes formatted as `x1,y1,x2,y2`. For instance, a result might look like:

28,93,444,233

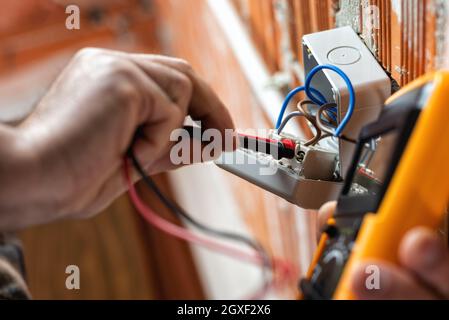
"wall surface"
151,0,449,299
0,0,204,300
231,0,447,87
1,0,448,300
154,0,318,299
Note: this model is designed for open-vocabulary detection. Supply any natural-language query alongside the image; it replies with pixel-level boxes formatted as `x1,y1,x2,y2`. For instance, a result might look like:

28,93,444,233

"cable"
276,65,355,134
300,100,332,147
124,158,256,262
277,110,323,144
296,100,323,147
316,103,338,136
124,158,272,299
277,99,342,147
129,150,271,271
277,110,324,147
304,64,356,137
316,104,358,145
300,100,338,128
314,133,333,144
275,86,328,130
124,154,296,299
277,111,305,134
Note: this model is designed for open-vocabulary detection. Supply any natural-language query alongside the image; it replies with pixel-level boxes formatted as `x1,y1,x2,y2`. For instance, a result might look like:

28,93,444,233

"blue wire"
304,64,355,137
276,65,355,137
275,86,327,129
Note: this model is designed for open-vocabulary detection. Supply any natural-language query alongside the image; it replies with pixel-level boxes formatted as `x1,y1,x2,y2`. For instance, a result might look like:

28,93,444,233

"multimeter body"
301,71,449,300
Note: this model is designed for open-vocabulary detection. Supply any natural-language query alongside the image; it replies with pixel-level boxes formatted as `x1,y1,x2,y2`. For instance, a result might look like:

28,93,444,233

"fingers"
87,49,236,152
148,131,221,174
128,60,193,113
350,261,436,300
90,49,194,112
350,228,449,300
97,50,235,133
317,201,337,231
73,161,143,219
400,227,449,298
124,63,185,165
145,55,236,140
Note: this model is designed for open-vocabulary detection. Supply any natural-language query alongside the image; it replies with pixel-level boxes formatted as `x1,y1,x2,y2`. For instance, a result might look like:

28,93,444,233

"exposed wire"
304,64,356,137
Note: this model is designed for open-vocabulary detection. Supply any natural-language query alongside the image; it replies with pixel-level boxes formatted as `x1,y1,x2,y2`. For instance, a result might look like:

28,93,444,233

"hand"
317,202,449,300
1,48,235,230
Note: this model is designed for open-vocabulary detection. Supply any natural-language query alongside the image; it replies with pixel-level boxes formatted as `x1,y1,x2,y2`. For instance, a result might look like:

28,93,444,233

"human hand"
2,48,234,229
317,202,449,300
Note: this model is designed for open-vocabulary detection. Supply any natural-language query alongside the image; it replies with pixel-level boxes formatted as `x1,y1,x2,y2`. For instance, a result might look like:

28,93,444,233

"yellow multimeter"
300,71,449,300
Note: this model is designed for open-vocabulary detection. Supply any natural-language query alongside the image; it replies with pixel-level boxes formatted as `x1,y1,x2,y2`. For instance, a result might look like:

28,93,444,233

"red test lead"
237,133,296,160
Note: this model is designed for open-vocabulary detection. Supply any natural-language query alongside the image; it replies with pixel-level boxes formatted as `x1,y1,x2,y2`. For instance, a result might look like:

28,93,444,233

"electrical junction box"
216,137,343,210
303,26,391,176
216,27,392,210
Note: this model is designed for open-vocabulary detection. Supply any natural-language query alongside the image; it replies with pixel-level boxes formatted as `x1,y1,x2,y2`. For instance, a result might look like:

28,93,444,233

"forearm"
0,49,235,231
0,125,43,230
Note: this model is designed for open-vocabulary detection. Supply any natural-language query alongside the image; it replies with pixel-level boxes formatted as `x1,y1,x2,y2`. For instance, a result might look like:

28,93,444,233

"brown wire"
314,133,333,144
297,100,323,146
316,103,338,136
279,100,356,147
299,100,338,127
316,103,358,144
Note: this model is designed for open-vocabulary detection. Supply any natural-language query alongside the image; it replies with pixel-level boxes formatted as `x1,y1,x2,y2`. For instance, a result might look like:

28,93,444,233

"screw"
296,151,306,163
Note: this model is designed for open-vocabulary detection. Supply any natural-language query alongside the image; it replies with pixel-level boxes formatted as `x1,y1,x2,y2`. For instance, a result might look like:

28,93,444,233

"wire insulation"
275,86,328,129
277,111,305,134
276,64,355,139
316,103,339,136
299,100,338,128
129,151,272,287
304,64,356,137
123,156,296,299
124,158,261,263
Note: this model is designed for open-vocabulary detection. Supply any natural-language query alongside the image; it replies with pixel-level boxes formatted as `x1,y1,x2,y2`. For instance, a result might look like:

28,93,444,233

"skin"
318,202,449,300
0,47,446,300
0,48,235,230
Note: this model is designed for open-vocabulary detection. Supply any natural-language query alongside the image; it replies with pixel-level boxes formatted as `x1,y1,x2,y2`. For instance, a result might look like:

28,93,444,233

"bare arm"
0,48,235,230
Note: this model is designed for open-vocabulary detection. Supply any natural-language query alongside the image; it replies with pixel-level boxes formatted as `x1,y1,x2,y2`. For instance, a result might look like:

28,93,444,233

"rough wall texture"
232,0,448,87
164,0,449,297
0,0,205,299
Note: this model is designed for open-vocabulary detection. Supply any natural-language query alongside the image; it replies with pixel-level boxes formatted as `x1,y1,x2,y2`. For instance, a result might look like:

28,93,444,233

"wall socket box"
216,27,391,210
303,26,391,176
216,133,343,210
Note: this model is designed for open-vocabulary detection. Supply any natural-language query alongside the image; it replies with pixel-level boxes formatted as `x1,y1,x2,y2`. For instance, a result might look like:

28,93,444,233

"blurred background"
0,0,448,299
